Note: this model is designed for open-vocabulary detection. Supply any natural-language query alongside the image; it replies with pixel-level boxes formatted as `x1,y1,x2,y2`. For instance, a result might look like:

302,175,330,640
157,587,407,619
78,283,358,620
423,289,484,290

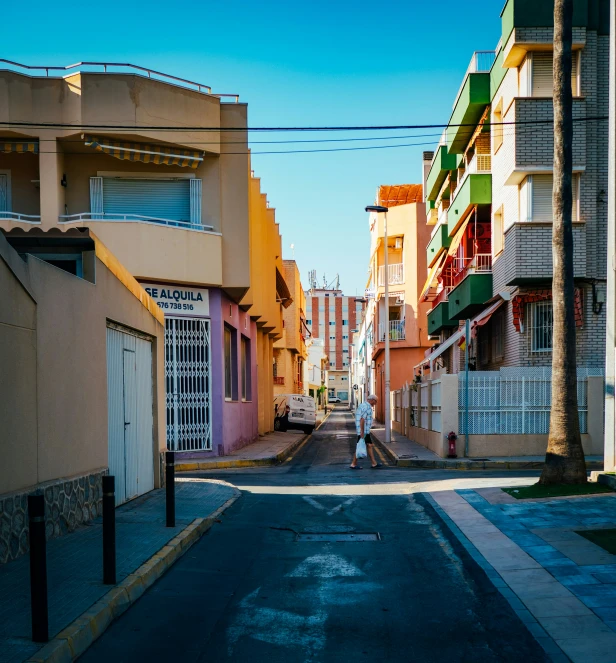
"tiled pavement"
0,479,238,663
430,488,616,662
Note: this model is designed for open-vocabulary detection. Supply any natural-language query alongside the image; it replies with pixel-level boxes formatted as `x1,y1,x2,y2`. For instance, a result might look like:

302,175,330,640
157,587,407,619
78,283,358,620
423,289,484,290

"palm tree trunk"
539,0,586,484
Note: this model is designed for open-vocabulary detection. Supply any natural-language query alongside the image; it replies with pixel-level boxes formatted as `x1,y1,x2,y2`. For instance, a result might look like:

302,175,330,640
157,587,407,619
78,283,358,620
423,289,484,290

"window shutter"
571,51,579,95
102,178,190,223
190,178,202,226
532,175,553,222
532,53,553,97
0,174,8,211
90,177,104,219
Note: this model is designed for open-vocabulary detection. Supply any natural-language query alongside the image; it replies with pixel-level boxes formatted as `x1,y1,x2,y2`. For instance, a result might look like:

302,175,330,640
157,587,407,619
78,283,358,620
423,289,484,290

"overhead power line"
0,116,608,132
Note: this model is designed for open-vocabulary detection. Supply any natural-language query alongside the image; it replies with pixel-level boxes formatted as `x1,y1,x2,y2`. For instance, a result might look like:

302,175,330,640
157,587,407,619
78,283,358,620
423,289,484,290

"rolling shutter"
190,178,202,226
531,175,553,221
531,52,579,97
103,178,191,223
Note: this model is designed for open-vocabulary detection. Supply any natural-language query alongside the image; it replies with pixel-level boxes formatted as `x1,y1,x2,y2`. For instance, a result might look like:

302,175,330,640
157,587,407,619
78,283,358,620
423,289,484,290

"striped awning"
1,140,38,154
83,135,203,169
447,217,470,258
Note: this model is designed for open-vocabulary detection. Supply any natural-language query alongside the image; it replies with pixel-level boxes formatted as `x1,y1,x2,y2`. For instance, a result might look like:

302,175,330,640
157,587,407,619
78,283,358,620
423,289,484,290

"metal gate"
107,326,155,505
165,317,212,451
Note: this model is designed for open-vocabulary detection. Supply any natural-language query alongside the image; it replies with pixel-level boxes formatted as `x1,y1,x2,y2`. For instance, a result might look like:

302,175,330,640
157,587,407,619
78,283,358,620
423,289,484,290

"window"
224,326,238,400
342,335,349,340
493,206,504,257
491,311,505,360
342,320,348,325
530,52,579,97
341,376,348,381
529,301,553,352
493,99,503,152
90,176,202,226
329,321,336,326
241,336,251,401
343,349,349,353
329,335,336,340
306,319,312,325
520,175,579,222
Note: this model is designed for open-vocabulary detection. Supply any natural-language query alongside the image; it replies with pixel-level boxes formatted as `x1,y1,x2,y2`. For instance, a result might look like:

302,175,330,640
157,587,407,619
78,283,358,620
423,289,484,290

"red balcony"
274,377,285,385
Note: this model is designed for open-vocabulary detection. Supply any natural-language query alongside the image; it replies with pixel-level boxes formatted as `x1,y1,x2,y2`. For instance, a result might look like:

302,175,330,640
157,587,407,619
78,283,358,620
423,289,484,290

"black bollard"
166,451,175,528
28,494,48,643
102,475,116,585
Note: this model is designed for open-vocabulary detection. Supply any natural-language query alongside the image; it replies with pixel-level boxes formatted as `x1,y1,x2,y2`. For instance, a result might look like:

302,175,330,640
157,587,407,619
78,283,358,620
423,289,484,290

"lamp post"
365,204,391,444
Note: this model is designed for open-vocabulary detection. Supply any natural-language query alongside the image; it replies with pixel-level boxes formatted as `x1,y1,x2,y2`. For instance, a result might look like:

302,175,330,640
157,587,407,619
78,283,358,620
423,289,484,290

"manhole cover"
296,532,381,542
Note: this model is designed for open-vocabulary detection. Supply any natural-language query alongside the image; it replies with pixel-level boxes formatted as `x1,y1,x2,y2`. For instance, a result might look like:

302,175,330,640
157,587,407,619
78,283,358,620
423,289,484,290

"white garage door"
107,326,155,505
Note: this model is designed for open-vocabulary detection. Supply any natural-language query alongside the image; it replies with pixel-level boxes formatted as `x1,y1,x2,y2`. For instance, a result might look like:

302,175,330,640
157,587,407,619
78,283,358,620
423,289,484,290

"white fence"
457,368,597,435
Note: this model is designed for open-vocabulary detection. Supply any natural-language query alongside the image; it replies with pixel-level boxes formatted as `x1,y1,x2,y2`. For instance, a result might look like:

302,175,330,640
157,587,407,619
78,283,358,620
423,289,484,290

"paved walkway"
176,412,328,471
430,487,616,662
370,427,603,470
0,479,238,663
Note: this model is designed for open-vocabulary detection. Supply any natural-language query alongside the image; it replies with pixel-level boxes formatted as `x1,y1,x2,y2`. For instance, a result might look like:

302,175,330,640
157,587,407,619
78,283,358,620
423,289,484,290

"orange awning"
447,217,470,258
419,252,447,302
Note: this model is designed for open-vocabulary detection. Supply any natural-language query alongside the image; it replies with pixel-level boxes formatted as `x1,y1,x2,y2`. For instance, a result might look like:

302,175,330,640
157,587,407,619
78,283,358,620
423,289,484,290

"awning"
276,267,293,309
447,217,470,257
414,298,505,369
1,140,38,154
512,288,583,332
419,252,447,302
83,135,203,169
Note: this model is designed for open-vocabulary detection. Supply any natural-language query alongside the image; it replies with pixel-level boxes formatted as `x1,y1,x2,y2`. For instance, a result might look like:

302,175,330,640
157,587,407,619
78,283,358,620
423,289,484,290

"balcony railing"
58,213,214,232
0,212,41,224
457,153,492,190
433,286,454,307
470,253,492,273
378,263,404,287
452,51,497,110
379,320,406,342
274,377,285,385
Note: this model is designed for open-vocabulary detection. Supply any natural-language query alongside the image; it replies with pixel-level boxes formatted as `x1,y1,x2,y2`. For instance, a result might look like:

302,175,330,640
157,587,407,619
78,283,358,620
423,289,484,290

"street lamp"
365,204,391,444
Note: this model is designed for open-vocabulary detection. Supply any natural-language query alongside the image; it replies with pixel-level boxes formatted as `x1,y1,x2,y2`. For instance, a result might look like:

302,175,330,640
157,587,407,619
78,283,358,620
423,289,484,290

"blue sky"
4,0,503,294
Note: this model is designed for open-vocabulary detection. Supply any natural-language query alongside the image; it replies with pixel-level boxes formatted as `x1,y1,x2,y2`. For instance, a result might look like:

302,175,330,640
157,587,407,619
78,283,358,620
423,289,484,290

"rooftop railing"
0,60,240,102
452,51,496,110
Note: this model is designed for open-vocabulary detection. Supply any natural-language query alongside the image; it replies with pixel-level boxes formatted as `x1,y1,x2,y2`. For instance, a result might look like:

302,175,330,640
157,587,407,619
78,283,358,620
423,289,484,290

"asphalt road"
79,407,549,662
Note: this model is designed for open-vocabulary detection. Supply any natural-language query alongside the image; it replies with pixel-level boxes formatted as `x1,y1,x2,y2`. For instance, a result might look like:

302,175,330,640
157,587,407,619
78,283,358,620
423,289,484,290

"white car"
328,397,341,404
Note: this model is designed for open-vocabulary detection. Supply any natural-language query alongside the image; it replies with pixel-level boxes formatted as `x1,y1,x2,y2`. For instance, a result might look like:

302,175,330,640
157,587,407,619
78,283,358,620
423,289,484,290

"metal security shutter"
531,175,553,222
103,178,191,222
531,52,579,97
531,174,579,222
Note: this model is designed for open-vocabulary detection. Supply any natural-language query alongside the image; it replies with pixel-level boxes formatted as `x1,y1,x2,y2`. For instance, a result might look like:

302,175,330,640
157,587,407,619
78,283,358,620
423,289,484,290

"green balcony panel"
425,145,457,201
427,225,451,267
428,301,460,336
447,73,491,154
425,199,436,217
501,0,606,47
448,274,493,320
448,174,492,236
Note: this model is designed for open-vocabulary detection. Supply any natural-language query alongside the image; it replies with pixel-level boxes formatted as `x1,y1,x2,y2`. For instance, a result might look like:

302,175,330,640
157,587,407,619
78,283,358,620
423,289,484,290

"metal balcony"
378,263,404,287
379,320,406,342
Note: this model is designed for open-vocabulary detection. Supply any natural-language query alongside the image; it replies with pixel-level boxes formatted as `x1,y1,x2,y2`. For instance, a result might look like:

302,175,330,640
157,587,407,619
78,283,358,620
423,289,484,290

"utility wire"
0,116,608,132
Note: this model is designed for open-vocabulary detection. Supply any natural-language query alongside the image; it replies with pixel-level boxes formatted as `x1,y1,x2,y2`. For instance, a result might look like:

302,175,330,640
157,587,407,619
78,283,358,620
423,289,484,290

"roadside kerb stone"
176,409,332,472
26,492,240,663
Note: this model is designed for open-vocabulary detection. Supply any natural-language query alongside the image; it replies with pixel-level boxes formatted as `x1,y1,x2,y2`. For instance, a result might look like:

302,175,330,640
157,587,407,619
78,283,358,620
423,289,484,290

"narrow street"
80,408,548,662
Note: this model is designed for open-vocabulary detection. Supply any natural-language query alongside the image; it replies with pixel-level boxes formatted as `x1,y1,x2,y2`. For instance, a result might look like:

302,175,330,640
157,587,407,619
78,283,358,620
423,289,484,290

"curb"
27,491,241,663
372,434,603,471
592,471,615,488
176,409,332,472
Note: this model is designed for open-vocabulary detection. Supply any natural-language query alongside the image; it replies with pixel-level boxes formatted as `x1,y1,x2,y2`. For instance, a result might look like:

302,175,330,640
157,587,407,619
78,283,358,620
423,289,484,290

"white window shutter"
532,53,553,97
532,175,553,222
190,178,202,226
90,177,104,219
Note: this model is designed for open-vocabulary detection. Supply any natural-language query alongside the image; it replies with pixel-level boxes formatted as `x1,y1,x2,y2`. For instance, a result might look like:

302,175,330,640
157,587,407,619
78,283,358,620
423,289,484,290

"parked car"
273,394,316,433
328,397,341,404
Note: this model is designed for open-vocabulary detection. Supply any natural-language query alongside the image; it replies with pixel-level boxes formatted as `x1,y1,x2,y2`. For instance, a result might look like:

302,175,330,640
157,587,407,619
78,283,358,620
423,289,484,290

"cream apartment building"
0,61,288,461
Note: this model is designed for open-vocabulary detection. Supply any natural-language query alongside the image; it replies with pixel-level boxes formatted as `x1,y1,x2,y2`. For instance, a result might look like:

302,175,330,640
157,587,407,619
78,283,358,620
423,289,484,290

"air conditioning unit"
394,298,403,306
394,238,402,250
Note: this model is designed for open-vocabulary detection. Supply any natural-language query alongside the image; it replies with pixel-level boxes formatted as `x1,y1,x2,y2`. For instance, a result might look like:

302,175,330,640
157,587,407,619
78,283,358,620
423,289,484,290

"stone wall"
0,470,105,564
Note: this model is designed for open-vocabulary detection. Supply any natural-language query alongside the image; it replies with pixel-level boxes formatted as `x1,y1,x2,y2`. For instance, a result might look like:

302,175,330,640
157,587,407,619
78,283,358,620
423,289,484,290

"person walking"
350,394,382,470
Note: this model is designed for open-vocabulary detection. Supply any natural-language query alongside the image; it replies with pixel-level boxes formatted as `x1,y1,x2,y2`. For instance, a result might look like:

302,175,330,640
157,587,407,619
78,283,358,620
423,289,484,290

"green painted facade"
425,199,436,216
425,145,457,201
428,301,460,336
447,73,490,154
448,274,493,320
501,0,609,46
427,225,451,267
447,174,492,236
490,49,506,102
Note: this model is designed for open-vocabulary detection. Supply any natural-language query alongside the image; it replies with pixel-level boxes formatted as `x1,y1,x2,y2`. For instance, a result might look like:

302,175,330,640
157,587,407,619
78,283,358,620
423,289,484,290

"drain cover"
297,532,381,542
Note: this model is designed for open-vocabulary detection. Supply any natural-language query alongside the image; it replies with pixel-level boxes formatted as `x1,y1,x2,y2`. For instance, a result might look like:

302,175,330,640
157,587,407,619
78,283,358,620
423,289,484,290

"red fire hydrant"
447,431,458,458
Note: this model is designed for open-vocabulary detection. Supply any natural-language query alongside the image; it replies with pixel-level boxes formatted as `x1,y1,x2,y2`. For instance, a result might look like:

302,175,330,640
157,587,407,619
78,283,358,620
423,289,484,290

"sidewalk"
0,479,240,663
176,411,329,472
370,427,604,471
428,486,616,662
